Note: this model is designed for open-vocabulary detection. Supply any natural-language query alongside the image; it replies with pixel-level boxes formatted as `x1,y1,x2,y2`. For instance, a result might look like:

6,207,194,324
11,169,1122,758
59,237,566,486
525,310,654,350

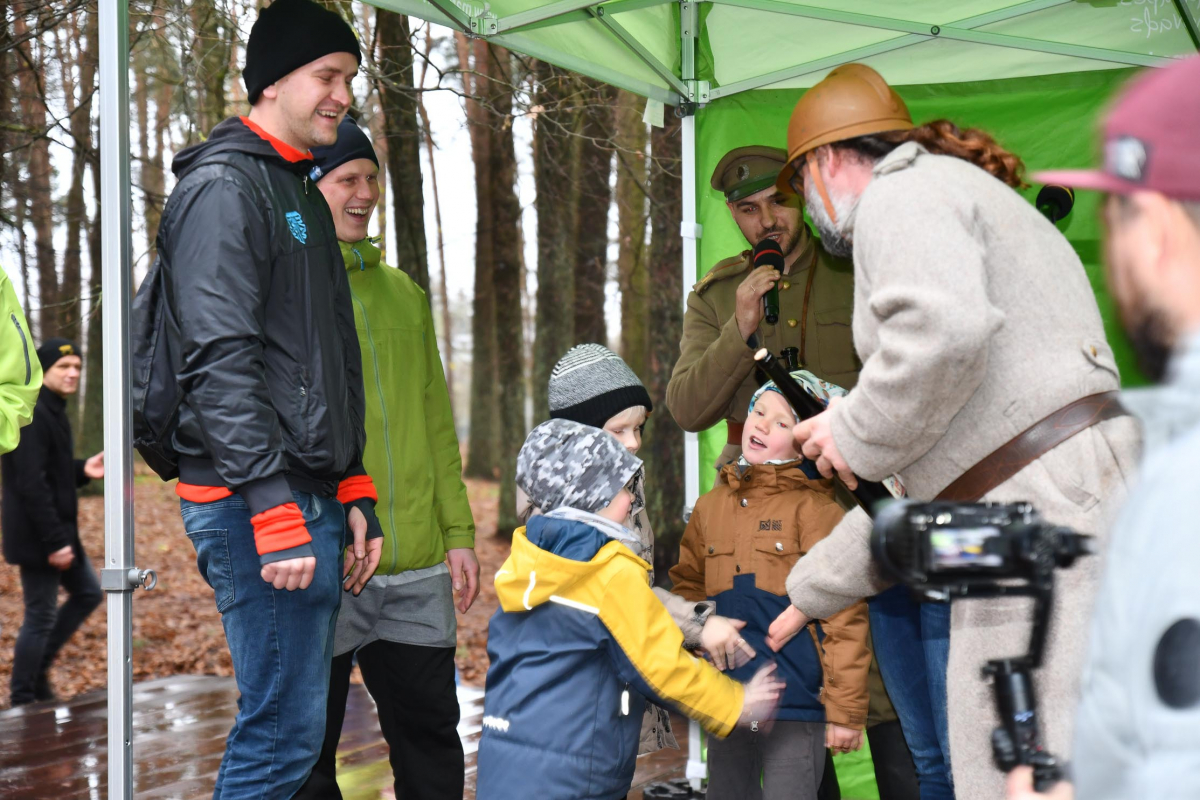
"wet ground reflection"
0,675,685,798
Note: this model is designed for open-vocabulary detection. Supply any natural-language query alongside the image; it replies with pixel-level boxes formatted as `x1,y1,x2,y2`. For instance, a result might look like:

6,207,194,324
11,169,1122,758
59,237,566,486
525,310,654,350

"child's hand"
701,615,757,670
766,604,811,651
737,662,785,729
825,724,863,755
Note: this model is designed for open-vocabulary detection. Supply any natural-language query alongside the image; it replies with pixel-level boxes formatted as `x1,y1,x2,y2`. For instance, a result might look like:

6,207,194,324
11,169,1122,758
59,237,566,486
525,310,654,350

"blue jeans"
181,491,345,800
869,586,955,800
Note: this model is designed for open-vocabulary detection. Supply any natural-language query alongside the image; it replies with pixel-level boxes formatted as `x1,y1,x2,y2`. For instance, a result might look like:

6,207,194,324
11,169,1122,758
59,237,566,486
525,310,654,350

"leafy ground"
0,472,508,708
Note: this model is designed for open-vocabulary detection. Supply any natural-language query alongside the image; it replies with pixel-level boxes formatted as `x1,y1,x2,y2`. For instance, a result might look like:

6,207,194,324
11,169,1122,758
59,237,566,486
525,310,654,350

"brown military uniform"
666,225,859,471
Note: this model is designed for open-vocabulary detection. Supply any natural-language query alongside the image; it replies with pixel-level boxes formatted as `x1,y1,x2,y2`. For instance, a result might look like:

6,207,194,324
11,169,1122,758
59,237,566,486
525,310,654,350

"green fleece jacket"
343,239,475,574
1,268,41,455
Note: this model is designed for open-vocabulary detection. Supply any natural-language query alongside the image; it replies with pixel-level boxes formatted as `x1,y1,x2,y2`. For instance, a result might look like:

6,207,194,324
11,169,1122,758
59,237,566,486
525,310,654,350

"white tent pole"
680,0,700,511
99,0,156,796
98,0,135,786
680,0,704,783
681,115,700,511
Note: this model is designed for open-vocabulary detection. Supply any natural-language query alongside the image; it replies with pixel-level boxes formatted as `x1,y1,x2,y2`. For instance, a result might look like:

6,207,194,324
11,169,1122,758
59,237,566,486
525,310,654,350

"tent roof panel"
703,0,1195,91
372,0,682,101
372,0,1196,101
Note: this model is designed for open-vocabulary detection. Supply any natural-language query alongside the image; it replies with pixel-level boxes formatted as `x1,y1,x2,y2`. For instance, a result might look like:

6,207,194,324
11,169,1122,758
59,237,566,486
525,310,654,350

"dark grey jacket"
133,117,366,521
1,388,90,567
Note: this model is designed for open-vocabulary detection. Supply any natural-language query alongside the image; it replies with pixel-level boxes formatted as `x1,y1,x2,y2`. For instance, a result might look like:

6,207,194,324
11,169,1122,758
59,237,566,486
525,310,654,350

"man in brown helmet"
763,63,1141,800
667,146,858,472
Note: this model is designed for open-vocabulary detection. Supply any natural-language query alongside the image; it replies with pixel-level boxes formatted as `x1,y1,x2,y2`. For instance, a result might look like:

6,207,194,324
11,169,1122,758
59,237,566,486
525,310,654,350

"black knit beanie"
37,338,79,372
310,116,378,182
548,344,653,430
243,0,362,105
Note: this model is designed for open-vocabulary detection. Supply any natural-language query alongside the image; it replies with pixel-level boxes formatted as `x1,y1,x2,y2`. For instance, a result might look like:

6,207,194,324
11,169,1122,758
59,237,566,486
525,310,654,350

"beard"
754,224,803,261
1127,310,1174,383
804,178,858,260
1113,263,1176,383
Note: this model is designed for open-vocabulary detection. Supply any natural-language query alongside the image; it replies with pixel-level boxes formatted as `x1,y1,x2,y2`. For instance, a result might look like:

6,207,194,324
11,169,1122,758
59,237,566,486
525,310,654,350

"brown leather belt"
727,421,744,446
934,391,1128,503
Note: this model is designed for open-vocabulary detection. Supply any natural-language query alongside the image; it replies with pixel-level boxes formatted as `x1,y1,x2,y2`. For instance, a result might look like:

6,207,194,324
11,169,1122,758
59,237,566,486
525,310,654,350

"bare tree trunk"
59,10,97,347
376,11,429,292
80,145,104,464
134,33,151,258
0,0,11,213
14,14,58,339
144,77,172,260
416,24,454,404
531,61,579,422
573,78,614,347
190,0,230,135
459,33,499,479
645,115,684,580
487,47,526,535
615,90,649,378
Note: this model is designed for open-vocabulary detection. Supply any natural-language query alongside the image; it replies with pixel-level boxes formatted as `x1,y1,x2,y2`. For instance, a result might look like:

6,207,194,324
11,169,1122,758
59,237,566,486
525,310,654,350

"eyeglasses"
787,158,806,196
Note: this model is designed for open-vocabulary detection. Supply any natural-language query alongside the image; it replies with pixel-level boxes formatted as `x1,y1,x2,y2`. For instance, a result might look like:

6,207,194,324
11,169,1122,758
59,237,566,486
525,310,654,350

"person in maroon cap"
1007,55,1200,800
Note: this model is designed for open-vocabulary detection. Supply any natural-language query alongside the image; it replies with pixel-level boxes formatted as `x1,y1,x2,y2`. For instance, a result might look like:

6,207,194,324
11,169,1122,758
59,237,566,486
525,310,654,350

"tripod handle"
1031,753,1063,793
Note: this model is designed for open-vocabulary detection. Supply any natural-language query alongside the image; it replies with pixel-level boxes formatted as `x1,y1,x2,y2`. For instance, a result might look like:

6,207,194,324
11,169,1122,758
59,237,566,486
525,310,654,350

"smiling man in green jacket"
295,117,478,800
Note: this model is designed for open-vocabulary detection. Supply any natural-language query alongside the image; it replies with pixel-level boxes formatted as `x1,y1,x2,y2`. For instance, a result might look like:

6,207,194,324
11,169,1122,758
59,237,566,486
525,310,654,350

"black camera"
871,501,1095,792
871,500,1093,594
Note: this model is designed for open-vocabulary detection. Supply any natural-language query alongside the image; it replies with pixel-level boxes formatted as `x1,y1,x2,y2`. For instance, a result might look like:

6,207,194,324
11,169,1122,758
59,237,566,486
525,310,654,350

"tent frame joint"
469,9,500,35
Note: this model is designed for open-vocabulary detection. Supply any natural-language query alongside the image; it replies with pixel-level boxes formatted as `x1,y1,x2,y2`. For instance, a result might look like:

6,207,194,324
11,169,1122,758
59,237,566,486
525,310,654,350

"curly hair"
834,120,1028,189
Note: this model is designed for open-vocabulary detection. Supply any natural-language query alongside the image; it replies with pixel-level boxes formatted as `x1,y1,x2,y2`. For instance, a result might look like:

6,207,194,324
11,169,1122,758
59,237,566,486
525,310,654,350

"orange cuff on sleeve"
250,502,311,556
176,483,234,503
337,475,378,505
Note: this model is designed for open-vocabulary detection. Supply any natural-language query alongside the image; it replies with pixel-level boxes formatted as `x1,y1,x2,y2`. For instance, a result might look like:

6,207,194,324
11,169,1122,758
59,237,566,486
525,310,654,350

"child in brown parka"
669,372,872,800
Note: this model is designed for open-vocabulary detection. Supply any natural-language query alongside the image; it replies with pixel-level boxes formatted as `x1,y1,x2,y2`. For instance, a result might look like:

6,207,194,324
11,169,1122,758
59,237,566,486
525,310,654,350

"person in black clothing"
2,338,104,706
130,0,384,795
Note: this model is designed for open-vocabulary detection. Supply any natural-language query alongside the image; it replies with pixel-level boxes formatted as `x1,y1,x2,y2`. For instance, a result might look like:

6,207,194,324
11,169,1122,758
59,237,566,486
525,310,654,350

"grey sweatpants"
707,720,826,800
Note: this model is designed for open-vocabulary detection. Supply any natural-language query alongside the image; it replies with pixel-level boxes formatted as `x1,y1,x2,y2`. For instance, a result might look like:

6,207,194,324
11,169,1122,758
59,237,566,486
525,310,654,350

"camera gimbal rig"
872,500,1095,792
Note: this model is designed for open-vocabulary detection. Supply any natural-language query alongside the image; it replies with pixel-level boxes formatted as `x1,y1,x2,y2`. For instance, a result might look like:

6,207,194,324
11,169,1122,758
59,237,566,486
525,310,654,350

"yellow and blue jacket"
476,515,744,800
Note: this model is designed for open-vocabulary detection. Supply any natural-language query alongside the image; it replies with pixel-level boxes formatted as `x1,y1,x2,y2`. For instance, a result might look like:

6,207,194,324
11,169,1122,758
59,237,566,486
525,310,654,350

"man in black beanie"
130,0,384,795
2,338,104,706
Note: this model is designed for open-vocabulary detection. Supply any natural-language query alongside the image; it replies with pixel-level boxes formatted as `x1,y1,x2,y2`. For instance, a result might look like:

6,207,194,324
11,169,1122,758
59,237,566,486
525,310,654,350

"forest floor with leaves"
0,471,509,709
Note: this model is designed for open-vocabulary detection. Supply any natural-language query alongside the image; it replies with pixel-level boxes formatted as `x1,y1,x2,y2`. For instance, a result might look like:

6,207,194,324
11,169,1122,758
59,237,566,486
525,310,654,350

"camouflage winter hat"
517,419,643,515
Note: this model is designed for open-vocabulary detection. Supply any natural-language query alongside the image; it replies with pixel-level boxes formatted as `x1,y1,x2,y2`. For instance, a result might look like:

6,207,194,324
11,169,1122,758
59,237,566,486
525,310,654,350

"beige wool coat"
784,143,1142,800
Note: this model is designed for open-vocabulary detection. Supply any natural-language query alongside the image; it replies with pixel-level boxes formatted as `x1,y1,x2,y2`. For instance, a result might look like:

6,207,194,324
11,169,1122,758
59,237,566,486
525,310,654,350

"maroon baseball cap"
1035,55,1200,202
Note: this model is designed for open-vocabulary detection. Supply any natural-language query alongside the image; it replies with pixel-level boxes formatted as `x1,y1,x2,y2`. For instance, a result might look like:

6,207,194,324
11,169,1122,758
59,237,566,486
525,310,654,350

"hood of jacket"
718,459,832,495
341,238,382,272
172,117,312,180
495,515,650,614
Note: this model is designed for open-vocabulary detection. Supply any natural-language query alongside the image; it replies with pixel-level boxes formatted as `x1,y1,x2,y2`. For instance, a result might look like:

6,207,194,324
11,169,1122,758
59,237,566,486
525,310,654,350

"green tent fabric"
693,68,1149,491
372,0,1199,103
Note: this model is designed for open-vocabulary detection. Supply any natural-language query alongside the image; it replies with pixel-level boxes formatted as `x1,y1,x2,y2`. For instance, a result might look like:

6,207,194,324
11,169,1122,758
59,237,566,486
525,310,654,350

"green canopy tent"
96,1,1199,796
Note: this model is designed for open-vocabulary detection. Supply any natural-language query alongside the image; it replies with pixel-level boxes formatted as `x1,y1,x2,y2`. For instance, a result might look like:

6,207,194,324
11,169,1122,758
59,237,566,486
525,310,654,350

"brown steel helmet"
777,63,914,194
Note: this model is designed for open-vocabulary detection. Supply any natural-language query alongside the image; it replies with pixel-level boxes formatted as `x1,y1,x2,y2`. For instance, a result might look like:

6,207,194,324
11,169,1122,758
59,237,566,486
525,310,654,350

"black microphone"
1036,185,1074,224
753,238,784,326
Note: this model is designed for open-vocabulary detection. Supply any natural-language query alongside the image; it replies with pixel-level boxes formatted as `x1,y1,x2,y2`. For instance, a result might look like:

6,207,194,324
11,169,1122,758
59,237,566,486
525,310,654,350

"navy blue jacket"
476,515,744,800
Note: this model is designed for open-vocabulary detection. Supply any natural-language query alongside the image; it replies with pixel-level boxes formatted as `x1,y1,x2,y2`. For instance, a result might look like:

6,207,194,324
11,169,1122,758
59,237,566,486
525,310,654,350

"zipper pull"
303,175,310,195
751,720,759,732
620,684,630,717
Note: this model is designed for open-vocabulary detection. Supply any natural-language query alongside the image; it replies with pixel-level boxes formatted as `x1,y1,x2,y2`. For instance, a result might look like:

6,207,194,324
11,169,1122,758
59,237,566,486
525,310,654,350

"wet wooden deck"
0,675,690,799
